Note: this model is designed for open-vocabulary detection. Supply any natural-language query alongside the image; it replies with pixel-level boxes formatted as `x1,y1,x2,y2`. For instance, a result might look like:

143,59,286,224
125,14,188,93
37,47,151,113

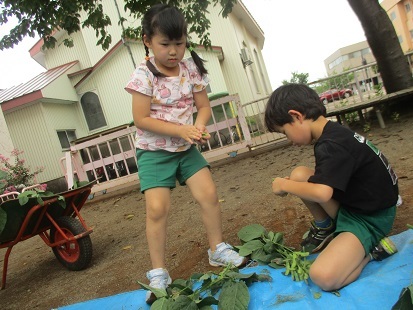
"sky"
0,0,367,90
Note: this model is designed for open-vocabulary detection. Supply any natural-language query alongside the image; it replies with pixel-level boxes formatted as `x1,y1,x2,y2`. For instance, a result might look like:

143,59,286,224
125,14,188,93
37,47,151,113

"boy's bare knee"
290,166,314,182
309,264,341,291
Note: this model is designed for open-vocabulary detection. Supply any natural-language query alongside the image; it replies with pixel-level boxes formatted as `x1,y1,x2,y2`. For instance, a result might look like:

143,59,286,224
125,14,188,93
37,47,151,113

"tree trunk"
347,0,413,93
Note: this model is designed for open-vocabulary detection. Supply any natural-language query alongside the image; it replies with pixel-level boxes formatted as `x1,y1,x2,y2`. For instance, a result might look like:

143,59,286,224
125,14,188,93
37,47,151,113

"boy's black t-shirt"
308,121,399,214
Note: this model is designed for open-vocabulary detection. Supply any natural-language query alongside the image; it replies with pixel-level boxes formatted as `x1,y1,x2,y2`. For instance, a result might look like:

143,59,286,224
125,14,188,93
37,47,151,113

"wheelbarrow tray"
0,181,94,289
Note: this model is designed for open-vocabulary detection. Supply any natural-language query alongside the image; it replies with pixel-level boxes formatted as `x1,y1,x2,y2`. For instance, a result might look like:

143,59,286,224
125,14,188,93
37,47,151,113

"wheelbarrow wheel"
50,216,93,271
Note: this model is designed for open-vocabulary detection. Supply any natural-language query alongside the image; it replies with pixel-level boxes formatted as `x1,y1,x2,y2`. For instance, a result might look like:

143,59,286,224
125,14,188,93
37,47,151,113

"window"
80,92,107,131
361,48,371,56
57,130,77,150
406,3,411,12
398,35,404,43
390,11,396,21
351,51,362,59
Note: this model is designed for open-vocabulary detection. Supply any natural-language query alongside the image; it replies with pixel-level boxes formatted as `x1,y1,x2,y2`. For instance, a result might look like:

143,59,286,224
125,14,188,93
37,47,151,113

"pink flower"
38,184,48,191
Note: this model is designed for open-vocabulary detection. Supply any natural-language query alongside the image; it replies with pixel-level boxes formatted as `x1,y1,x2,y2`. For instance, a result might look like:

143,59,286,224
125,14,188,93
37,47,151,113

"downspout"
114,0,137,68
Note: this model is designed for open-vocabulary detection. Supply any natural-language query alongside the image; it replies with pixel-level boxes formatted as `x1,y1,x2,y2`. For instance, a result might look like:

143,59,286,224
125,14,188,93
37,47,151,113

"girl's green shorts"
136,145,209,193
335,205,396,255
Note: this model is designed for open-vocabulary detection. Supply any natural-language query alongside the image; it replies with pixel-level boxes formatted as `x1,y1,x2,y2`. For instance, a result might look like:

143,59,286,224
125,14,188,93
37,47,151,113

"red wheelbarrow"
0,182,94,289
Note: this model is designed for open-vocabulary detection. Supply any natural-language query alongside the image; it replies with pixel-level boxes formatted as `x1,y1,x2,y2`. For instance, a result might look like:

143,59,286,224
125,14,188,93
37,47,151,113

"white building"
0,1,272,183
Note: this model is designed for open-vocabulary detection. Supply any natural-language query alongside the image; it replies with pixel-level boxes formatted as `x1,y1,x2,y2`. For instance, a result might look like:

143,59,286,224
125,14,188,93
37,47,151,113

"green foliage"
374,83,384,97
0,149,44,195
236,224,313,283
17,189,66,208
344,111,359,124
282,72,309,85
363,122,371,133
139,264,271,309
0,0,237,51
392,112,400,122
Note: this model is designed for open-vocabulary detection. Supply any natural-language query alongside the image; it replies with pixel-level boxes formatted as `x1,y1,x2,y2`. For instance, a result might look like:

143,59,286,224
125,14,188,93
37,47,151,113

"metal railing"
60,52,413,193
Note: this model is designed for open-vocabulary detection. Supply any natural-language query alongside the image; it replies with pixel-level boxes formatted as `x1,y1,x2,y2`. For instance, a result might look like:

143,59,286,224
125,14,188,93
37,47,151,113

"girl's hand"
195,124,210,144
272,177,288,197
178,125,202,144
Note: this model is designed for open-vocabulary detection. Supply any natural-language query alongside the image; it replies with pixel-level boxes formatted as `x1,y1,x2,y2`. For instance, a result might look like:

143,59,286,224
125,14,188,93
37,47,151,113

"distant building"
324,41,373,76
325,0,413,77
381,0,413,52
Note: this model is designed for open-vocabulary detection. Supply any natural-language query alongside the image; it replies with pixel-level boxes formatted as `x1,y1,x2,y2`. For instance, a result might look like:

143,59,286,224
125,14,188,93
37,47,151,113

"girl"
125,4,246,304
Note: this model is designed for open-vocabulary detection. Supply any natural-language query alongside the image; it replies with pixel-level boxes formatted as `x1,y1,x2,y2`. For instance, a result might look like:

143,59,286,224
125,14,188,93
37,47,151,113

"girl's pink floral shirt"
125,57,209,152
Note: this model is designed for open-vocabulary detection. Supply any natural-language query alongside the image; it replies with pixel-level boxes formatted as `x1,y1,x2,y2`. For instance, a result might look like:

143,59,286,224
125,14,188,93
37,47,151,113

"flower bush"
0,149,45,195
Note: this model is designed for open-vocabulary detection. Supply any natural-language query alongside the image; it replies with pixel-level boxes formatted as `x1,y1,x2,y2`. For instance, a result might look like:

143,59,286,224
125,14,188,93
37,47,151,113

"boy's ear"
288,110,304,121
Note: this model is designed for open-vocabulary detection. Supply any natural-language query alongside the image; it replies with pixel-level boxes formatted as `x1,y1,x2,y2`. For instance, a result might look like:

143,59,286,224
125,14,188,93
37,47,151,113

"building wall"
324,41,373,76
4,102,84,182
75,43,227,134
44,31,92,71
208,5,271,105
381,0,413,52
0,108,14,156
3,1,272,182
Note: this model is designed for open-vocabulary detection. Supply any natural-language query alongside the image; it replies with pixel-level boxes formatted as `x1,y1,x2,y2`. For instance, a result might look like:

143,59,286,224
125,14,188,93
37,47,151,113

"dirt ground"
1,107,413,310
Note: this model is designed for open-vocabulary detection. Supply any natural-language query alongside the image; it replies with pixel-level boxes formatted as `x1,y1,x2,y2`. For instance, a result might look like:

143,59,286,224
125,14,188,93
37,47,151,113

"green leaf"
269,262,285,269
392,285,413,310
151,297,173,310
237,224,266,242
137,281,168,299
18,194,29,206
236,239,264,256
0,170,8,180
218,281,249,310
197,296,218,308
250,248,275,264
263,241,276,253
170,295,198,310
313,292,322,299
169,279,193,295
273,232,284,244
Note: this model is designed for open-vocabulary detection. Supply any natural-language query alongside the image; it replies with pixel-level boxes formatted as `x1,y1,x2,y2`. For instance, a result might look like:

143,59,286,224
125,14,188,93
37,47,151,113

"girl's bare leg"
186,167,223,251
144,187,171,269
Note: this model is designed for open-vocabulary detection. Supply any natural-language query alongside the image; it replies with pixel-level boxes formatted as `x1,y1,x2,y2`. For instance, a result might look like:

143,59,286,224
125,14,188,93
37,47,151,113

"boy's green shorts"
136,145,209,193
335,205,396,255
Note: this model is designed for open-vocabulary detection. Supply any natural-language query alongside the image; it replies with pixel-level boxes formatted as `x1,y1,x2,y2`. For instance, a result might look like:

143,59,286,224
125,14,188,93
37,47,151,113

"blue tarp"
58,229,413,310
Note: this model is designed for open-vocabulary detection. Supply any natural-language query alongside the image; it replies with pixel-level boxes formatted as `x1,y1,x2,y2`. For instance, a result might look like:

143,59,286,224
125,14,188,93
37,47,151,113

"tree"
282,72,309,85
1,0,412,94
347,0,413,93
0,0,236,51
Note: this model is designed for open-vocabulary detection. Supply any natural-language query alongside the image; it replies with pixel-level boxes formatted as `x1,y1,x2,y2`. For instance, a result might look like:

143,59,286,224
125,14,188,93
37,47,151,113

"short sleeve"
309,141,355,191
125,63,154,96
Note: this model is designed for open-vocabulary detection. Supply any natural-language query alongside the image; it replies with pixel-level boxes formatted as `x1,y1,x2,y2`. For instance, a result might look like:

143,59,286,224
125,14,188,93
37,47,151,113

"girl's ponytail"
187,43,208,75
143,40,166,77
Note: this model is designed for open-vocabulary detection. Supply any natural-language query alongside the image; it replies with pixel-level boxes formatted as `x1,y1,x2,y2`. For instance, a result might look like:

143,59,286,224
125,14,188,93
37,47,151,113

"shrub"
0,149,45,195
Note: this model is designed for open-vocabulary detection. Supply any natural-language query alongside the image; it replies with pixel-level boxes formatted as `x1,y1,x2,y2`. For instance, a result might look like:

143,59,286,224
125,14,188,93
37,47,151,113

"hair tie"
188,46,194,52
145,56,150,61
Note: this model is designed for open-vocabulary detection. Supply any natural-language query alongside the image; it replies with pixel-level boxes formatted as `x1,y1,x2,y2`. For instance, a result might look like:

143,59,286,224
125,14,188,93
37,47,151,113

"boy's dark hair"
141,4,208,76
264,83,326,132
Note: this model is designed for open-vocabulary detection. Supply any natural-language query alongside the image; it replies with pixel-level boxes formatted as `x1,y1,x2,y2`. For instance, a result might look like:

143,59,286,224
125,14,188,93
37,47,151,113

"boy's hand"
272,177,288,197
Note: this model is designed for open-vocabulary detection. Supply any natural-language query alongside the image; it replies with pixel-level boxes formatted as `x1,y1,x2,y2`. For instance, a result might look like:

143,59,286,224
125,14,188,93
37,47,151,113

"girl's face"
144,32,186,75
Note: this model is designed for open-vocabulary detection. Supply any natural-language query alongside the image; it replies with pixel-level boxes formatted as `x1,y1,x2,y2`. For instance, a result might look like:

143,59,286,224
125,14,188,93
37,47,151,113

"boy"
264,83,399,291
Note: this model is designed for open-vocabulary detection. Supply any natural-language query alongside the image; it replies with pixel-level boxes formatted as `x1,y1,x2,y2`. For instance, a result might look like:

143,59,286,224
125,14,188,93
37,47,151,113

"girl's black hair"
264,84,327,132
142,4,208,77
